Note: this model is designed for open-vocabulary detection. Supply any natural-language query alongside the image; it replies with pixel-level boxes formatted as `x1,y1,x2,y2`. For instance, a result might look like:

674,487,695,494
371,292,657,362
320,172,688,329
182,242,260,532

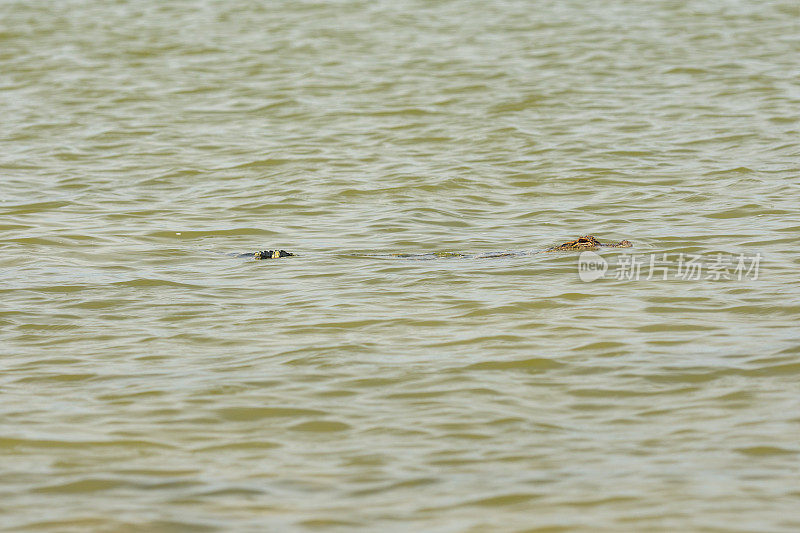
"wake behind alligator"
242,235,632,260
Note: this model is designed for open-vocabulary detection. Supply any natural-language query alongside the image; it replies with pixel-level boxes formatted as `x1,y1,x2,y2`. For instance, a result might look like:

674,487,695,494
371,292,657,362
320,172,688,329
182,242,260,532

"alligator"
246,236,631,260
254,250,294,259
545,235,631,252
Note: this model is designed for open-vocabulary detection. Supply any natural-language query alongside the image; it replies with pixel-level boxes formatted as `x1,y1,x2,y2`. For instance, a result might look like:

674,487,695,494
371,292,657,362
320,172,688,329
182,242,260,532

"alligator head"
546,235,631,251
254,250,294,259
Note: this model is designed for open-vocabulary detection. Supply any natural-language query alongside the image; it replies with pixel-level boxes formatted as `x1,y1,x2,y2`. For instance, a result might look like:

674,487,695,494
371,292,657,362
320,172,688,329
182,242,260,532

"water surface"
2,0,800,531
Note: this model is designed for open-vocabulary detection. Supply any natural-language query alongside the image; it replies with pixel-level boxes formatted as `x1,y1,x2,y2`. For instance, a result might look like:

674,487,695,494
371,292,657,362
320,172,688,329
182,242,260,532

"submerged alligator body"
247,236,631,260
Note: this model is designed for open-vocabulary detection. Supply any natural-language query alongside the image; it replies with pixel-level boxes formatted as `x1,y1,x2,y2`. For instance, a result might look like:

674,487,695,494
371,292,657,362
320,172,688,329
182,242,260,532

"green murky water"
2,0,799,531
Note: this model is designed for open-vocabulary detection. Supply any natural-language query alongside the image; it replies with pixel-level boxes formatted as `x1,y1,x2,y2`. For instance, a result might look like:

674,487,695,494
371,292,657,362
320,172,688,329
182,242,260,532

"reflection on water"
2,0,799,531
